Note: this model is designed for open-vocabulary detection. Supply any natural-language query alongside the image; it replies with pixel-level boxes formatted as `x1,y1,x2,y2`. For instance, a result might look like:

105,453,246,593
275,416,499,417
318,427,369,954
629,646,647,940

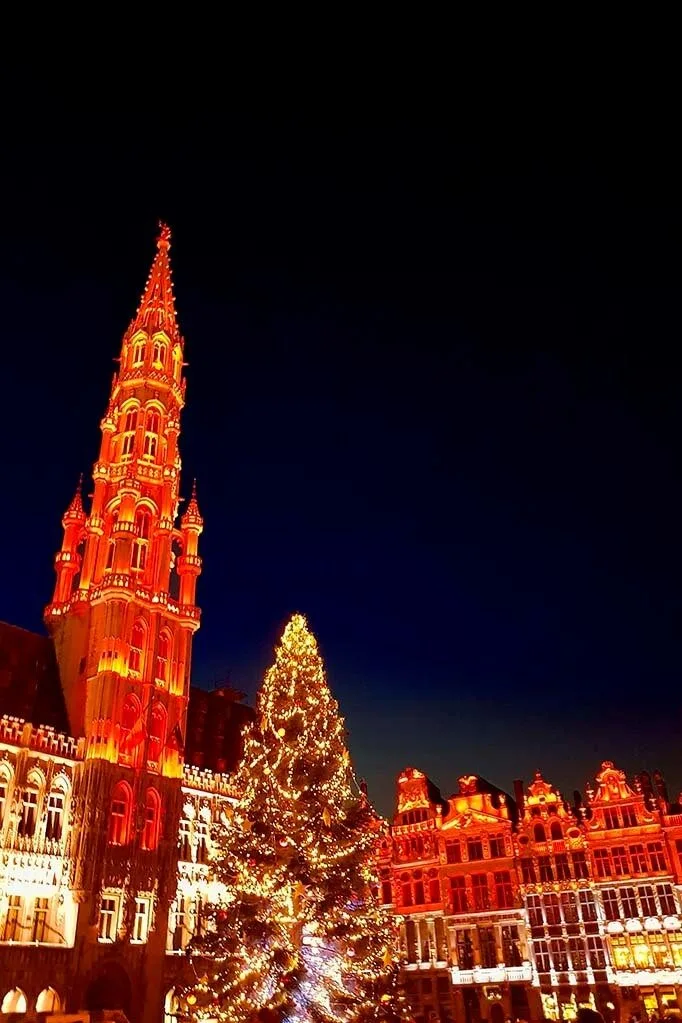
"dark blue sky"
0,114,679,815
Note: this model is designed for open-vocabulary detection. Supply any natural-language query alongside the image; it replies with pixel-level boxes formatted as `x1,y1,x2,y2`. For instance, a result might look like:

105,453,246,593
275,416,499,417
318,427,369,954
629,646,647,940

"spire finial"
158,221,172,249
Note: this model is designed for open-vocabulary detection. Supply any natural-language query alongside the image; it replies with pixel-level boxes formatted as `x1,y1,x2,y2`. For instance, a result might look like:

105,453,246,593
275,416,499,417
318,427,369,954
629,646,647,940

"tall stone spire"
125,222,182,345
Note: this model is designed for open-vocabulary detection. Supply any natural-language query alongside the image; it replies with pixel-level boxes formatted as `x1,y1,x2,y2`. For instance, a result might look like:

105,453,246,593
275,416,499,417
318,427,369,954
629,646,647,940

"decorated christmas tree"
186,613,400,1023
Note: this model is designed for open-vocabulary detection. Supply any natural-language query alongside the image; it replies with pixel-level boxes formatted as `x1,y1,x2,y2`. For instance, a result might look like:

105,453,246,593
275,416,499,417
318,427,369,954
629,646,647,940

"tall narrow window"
172,346,182,381
108,782,132,845
32,897,49,942
143,434,158,459
195,820,209,864
449,876,468,913
479,926,497,968
428,869,440,903
179,816,192,861
121,432,135,458
648,842,667,871
142,789,161,851
148,702,166,770
156,631,170,684
46,789,65,840
152,340,166,366
533,823,546,843
472,873,490,911
129,622,145,674
132,898,150,942
18,786,38,837
494,870,514,908
0,771,9,823
133,340,146,365
119,693,143,767
132,509,151,571
550,821,563,840
98,895,119,941
3,895,22,940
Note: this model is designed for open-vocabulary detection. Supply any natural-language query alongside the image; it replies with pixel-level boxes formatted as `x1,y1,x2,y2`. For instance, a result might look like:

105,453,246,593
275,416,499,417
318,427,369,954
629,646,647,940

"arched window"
104,509,119,573
1,989,28,1014
133,340,146,365
124,408,138,433
0,766,11,824
172,346,182,381
129,621,145,674
131,509,152,572
36,988,61,1013
120,406,138,461
119,693,143,768
550,820,563,841
142,788,161,850
156,631,171,684
148,702,167,770
108,781,132,845
164,988,179,1023
46,781,67,841
18,775,42,837
143,433,158,459
152,340,167,366
533,823,546,843
147,410,161,434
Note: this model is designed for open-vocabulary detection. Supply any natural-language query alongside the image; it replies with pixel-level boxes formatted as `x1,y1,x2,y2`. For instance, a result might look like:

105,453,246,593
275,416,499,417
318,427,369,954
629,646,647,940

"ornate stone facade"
382,765,682,1023
0,227,252,1023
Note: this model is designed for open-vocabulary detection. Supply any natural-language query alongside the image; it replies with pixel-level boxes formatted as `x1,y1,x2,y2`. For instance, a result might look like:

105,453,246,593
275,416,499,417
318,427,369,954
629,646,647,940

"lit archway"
36,988,61,1013
1,988,28,1013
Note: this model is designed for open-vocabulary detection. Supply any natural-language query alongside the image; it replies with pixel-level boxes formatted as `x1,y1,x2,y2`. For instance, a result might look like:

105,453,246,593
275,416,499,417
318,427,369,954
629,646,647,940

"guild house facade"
380,765,682,1023
2,228,682,1023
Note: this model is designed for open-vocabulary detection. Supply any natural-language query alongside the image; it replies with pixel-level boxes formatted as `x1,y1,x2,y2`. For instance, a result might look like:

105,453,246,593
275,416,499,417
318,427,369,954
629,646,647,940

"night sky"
0,115,679,816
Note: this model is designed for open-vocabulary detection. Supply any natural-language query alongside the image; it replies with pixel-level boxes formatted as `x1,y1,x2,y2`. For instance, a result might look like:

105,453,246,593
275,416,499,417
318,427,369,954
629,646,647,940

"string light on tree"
183,613,404,1023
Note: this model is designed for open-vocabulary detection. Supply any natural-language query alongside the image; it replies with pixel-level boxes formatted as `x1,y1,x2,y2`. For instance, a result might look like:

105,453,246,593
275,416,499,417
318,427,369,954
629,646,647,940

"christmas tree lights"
184,614,402,1023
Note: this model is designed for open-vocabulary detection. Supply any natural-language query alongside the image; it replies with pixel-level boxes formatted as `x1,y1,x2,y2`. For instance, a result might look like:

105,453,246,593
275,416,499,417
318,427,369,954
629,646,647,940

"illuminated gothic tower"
45,223,203,775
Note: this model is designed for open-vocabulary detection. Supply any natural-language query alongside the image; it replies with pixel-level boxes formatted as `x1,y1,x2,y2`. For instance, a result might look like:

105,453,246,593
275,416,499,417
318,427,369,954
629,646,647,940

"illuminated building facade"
0,228,252,1023
384,764,682,1023
2,226,682,1023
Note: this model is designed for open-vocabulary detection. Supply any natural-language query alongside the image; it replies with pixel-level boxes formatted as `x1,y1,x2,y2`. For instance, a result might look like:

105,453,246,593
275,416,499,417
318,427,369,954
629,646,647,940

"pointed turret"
125,221,181,344
179,480,203,607
181,478,203,528
62,474,86,525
